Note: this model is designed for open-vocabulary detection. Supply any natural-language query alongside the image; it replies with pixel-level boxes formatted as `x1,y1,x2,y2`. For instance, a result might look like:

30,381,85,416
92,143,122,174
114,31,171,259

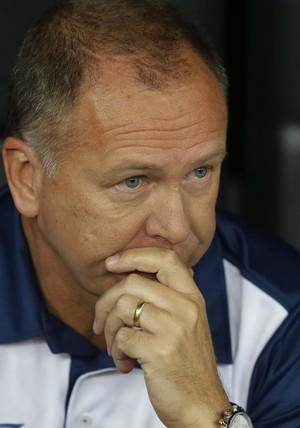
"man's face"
34,57,227,298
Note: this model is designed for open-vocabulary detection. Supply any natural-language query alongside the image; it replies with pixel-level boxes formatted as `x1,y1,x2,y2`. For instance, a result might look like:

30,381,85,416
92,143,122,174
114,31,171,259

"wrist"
172,400,231,428
168,401,253,428
219,403,253,428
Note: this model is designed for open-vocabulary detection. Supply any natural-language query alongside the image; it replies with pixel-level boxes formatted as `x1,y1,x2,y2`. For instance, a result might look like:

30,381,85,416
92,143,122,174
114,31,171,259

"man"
1,1,300,427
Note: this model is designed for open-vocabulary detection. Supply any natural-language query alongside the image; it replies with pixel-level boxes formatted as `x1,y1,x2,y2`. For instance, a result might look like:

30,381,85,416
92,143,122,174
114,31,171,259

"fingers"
94,248,203,347
105,247,196,293
94,274,164,333
94,270,199,338
110,327,136,373
103,291,171,353
92,247,229,426
111,327,152,373
104,297,167,373
104,293,147,353
93,247,204,375
110,313,177,374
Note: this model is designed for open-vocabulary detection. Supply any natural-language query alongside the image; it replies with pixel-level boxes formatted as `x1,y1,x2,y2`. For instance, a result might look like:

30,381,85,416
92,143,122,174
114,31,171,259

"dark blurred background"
1,0,300,250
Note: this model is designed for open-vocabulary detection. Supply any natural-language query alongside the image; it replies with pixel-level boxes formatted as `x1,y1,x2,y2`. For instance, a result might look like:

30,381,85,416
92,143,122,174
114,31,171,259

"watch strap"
219,402,253,427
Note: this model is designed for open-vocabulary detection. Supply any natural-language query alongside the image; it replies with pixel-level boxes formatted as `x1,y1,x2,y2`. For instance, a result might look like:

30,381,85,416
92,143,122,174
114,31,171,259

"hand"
93,248,229,428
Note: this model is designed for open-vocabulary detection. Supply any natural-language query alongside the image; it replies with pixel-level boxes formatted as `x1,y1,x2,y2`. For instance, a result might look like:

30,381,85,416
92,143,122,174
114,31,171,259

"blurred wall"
0,0,300,250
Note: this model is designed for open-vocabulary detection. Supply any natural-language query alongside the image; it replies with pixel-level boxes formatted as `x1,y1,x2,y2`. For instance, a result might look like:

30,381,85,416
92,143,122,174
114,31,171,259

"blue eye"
194,167,207,179
123,176,141,189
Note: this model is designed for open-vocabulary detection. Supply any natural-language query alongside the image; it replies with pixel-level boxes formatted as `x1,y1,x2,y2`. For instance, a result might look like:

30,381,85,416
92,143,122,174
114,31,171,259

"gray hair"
4,0,228,177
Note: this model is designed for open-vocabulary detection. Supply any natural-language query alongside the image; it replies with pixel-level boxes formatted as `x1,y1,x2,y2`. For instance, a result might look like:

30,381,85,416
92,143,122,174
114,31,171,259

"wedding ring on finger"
133,301,148,329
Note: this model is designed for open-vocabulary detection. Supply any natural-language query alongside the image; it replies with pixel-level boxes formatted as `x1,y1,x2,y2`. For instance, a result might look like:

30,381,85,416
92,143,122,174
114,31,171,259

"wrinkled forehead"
57,54,228,181
75,52,227,135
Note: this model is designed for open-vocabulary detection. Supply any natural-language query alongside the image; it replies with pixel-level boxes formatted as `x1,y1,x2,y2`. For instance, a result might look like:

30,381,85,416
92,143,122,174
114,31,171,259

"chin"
188,245,208,267
87,272,127,296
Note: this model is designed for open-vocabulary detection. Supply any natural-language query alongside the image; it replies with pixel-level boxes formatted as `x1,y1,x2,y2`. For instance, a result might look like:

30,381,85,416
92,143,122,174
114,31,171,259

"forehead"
68,54,227,155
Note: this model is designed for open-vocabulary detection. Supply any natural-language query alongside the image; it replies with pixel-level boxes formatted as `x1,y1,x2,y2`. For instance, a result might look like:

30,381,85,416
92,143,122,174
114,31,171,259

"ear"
2,137,42,217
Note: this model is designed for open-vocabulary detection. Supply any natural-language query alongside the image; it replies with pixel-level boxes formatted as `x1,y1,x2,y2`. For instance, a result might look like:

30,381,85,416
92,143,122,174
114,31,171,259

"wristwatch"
219,403,253,427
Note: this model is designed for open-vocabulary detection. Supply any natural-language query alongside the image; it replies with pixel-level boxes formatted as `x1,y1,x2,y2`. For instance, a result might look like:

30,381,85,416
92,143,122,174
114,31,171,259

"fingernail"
106,253,120,267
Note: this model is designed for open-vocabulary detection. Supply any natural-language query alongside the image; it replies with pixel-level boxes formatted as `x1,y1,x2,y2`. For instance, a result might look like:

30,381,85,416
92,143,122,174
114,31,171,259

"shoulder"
247,302,300,426
215,210,300,311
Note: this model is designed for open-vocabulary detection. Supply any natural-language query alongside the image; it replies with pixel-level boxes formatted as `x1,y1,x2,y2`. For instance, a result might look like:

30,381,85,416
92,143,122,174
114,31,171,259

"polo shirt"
1,184,300,427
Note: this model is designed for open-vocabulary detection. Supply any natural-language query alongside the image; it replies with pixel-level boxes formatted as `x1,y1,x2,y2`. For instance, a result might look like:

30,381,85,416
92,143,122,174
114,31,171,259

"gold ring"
133,301,148,328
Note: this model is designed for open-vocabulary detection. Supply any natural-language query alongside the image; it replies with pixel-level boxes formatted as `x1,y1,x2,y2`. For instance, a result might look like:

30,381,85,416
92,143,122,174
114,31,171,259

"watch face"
230,412,253,428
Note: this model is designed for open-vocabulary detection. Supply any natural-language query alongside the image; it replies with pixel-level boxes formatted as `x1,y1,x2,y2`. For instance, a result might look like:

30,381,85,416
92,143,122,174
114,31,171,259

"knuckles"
115,325,132,347
121,272,146,288
186,297,206,323
115,293,134,311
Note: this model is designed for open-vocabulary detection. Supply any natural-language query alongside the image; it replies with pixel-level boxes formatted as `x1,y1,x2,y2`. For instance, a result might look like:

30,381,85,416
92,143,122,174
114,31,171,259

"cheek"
67,202,148,258
193,198,216,237
187,199,217,261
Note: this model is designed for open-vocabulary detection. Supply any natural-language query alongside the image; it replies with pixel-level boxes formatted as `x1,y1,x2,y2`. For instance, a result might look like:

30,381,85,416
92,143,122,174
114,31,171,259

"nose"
145,185,192,246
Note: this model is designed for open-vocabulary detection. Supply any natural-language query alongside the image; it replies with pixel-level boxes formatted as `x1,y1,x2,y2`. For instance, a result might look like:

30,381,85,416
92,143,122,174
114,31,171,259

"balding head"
5,0,227,176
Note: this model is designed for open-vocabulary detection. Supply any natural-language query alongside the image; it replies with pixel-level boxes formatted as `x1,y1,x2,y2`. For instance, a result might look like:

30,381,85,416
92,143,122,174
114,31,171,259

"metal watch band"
219,403,253,427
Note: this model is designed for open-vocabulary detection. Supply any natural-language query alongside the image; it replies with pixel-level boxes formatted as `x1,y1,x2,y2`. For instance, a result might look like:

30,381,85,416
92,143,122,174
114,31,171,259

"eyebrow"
195,148,227,163
100,163,156,182
102,148,227,179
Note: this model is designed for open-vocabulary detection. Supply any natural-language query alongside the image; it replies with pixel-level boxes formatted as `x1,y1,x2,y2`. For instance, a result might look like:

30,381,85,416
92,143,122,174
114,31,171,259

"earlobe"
2,137,41,218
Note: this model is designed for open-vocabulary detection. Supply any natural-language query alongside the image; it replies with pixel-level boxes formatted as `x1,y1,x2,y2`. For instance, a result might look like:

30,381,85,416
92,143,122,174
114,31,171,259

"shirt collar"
0,185,232,363
0,185,99,358
0,186,45,342
194,234,232,364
